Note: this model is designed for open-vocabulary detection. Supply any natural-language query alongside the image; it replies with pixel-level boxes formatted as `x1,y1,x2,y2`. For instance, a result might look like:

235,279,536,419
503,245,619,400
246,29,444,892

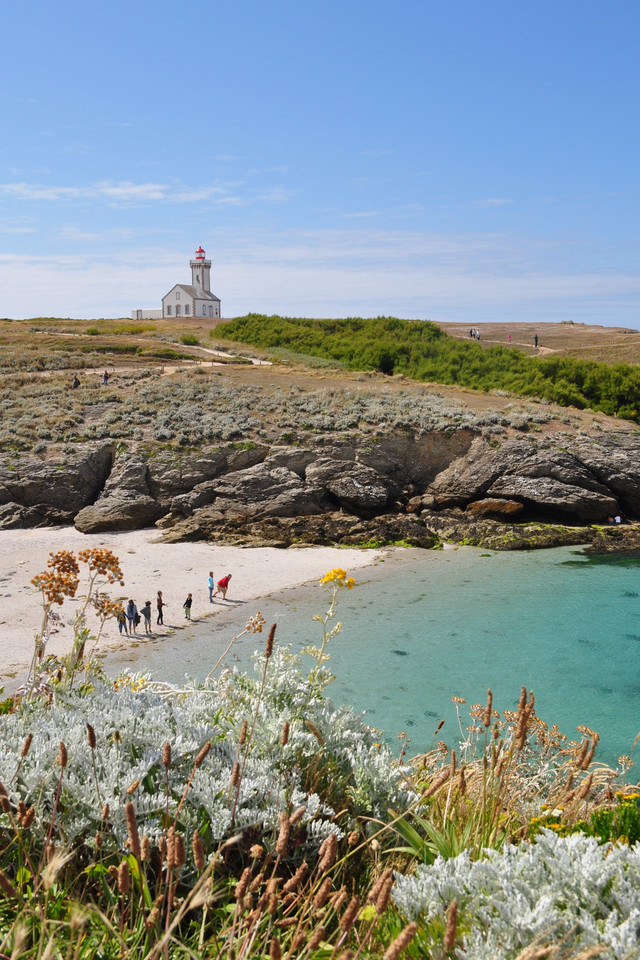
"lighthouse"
159,246,222,319
190,246,212,292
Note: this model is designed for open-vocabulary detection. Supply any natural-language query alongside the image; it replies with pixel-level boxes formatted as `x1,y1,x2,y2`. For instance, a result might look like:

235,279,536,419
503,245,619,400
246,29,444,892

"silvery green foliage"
393,830,640,959
0,647,410,860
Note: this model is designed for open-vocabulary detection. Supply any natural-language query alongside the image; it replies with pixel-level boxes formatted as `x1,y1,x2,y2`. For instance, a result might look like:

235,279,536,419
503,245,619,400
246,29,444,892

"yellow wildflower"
319,569,355,589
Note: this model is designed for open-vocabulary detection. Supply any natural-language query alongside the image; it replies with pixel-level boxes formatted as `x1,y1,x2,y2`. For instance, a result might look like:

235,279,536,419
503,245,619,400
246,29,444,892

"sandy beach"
0,526,384,690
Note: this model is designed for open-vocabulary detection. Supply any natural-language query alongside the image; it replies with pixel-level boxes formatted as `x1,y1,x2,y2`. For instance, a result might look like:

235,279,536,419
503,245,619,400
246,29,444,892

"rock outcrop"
0,445,113,528
2,426,640,550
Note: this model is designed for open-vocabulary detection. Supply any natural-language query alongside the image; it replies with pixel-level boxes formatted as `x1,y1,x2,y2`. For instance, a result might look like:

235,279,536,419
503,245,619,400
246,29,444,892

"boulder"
147,445,268,504
429,436,621,521
0,502,76,529
567,435,640,516
466,498,524,519
305,458,391,513
209,463,329,518
487,475,616,521
428,436,507,506
74,455,164,532
0,445,113,513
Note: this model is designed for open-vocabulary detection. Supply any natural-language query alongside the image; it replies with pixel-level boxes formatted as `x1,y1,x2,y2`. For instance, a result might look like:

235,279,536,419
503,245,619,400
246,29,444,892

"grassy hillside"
218,314,640,421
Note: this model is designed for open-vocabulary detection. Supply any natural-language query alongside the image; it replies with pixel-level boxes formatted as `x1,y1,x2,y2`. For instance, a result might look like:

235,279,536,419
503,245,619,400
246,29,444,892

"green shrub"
217,314,640,422
179,333,200,346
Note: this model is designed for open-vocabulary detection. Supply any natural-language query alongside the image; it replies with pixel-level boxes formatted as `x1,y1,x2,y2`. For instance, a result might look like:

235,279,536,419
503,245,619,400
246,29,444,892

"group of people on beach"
116,573,233,635
117,594,165,636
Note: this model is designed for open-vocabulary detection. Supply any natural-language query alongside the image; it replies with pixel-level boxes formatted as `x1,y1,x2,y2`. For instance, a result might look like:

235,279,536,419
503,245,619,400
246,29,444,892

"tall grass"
0,555,636,957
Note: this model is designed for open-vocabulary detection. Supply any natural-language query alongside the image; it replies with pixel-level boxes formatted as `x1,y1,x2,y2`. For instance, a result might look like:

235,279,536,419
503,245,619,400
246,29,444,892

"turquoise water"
109,546,640,767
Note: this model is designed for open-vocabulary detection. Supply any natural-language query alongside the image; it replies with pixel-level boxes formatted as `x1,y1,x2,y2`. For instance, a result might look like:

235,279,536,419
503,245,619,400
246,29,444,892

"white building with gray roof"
132,246,222,320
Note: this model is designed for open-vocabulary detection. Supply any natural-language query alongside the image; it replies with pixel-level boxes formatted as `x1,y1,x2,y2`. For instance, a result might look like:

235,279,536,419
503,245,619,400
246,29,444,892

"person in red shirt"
213,574,232,600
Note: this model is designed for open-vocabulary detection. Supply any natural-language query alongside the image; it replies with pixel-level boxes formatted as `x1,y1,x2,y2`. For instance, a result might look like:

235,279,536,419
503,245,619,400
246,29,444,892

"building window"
202,305,207,316
176,305,181,317
176,291,180,300
185,304,190,315
166,305,172,316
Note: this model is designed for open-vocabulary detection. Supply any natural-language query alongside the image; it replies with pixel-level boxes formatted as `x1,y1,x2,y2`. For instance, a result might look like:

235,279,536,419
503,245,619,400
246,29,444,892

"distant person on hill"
102,370,110,386
508,333,512,343
469,328,474,338
534,334,539,348
71,373,80,389
213,574,232,600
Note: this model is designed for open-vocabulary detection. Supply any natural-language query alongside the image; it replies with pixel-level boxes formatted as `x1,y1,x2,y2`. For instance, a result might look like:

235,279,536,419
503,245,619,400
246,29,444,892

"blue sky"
1,0,639,325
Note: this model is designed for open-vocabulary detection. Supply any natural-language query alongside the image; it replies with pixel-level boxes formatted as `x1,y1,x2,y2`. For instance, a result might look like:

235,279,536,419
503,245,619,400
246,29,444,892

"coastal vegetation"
0,554,637,957
217,314,640,421
0,367,555,452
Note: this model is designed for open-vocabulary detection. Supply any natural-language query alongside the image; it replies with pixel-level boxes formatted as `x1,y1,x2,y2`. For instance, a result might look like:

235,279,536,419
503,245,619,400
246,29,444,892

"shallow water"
108,545,640,766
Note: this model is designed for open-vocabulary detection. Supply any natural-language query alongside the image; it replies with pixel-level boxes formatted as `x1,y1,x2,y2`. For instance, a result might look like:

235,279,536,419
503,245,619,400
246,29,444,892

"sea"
107,545,640,768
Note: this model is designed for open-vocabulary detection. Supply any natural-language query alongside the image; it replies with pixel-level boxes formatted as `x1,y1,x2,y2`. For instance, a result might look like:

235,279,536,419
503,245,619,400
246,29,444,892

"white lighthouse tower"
190,245,212,292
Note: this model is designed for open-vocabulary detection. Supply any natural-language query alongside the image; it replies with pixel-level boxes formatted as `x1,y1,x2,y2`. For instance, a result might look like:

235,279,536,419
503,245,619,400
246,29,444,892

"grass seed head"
265,623,276,659
382,921,418,960
192,829,205,871
118,861,130,895
125,802,141,860
313,876,333,909
194,740,211,767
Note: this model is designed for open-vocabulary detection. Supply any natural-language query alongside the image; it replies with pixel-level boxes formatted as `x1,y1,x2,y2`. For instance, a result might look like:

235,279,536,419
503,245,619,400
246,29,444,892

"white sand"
0,527,384,689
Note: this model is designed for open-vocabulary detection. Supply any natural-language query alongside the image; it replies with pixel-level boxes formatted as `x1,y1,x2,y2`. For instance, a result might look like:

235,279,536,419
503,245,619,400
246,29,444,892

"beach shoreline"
0,526,387,692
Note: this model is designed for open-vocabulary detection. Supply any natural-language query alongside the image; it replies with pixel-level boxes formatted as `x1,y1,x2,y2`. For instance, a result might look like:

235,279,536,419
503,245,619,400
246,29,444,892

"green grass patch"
217,314,640,422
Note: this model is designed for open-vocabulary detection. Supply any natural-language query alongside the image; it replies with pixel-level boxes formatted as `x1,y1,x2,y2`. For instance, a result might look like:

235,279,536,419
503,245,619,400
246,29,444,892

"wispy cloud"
254,186,297,204
480,197,513,207
341,210,384,219
0,180,243,204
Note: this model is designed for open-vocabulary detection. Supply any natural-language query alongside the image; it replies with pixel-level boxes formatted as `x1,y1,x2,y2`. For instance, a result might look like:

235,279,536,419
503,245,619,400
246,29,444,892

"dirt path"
33,329,271,379
455,332,555,354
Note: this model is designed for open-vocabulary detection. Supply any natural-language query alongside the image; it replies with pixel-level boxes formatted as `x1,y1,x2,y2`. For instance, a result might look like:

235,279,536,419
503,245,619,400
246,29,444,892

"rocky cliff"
1,427,639,550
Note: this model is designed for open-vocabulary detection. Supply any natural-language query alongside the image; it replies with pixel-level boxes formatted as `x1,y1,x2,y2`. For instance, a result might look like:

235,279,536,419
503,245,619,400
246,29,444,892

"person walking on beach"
117,608,128,635
142,600,152,634
126,599,138,634
156,591,166,625
208,571,215,603
183,593,193,619
213,574,232,601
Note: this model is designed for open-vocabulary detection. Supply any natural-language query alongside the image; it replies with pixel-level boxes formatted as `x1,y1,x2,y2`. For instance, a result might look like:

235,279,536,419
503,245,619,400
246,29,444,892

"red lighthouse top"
195,246,206,260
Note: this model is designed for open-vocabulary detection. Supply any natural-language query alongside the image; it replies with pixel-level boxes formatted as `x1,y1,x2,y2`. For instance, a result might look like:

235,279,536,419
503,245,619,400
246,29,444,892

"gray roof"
163,284,221,302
